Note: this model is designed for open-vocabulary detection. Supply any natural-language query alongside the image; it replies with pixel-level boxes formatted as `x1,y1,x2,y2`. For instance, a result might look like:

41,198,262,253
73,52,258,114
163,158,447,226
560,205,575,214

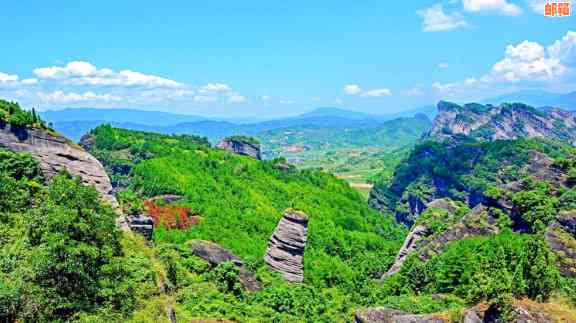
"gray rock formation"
428,101,576,144
354,307,447,323
545,213,576,277
382,224,430,278
188,240,261,292
382,205,500,278
414,205,499,262
216,136,261,160
0,123,118,208
264,209,309,283
127,214,154,240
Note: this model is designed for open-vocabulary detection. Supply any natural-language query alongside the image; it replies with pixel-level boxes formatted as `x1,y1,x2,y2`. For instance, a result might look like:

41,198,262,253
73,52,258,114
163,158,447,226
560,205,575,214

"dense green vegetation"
83,125,415,321
0,99,48,129
224,135,260,145
383,231,560,306
0,150,157,322
371,137,575,220
3,97,576,321
259,116,430,198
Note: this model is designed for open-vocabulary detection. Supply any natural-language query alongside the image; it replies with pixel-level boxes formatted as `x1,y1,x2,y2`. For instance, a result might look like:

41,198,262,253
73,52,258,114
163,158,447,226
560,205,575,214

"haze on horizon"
0,1,574,118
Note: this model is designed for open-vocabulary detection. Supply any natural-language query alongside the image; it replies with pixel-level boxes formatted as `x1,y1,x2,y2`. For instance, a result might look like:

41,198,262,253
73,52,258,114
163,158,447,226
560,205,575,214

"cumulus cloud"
491,40,566,82
432,31,576,96
34,61,182,88
228,93,246,103
37,90,122,104
198,83,231,93
418,5,468,32
438,63,450,69
0,72,19,84
527,0,546,14
344,84,393,97
21,78,38,85
463,0,522,15
344,84,363,95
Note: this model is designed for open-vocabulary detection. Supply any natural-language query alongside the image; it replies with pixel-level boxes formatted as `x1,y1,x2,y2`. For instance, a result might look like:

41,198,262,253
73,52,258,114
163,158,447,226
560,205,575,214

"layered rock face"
0,123,118,208
264,209,309,283
216,136,261,160
428,101,576,144
188,240,261,292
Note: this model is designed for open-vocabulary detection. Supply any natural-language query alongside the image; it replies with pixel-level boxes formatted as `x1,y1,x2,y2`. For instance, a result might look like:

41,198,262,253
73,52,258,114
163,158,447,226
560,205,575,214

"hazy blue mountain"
296,107,376,120
40,108,207,126
46,106,438,142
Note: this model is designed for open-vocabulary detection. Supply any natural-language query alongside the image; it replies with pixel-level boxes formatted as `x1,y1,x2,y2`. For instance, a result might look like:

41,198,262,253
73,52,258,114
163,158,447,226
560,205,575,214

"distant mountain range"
39,89,574,142
40,105,436,142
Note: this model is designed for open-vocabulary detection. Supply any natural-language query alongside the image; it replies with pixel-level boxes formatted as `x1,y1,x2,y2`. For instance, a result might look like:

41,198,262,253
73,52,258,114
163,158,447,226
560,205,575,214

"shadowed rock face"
216,137,261,160
188,240,261,292
0,123,118,208
264,209,309,283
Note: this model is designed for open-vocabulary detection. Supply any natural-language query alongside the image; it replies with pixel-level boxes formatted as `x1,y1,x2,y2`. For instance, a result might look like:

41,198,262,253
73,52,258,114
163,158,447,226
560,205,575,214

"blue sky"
0,0,574,117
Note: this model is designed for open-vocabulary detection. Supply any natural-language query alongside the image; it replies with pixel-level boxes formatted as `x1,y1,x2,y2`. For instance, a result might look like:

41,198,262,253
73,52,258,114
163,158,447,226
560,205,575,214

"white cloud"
198,83,231,93
463,0,522,15
228,93,246,103
34,61,182,88
361,88,392,97
261,95,271,101
438,63,450,69
37,90,122,104
549,31,576,65
344,84,363,95
279,100,295,104
432,31,576,97
0,72,19,83
527,0,546,14
491,40,566,82
418,5,468,32
21,78,38,85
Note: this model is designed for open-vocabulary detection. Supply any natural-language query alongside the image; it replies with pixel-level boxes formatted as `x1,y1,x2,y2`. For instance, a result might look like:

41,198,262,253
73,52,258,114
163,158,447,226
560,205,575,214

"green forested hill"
82,125,422,321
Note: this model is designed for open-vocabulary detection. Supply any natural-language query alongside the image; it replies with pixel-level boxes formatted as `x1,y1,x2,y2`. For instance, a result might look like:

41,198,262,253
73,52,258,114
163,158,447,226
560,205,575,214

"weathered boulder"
264,209,309,283
354,307,447,323
188,240,261,292
0,123,118,208
216,136,261,160
127,214,155,240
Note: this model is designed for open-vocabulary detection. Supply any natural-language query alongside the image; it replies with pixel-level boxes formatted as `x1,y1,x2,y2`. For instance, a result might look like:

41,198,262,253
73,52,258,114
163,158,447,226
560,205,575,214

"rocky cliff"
0,122,118,208
216,135,262,160
264,209,309,283
428,101,576,144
